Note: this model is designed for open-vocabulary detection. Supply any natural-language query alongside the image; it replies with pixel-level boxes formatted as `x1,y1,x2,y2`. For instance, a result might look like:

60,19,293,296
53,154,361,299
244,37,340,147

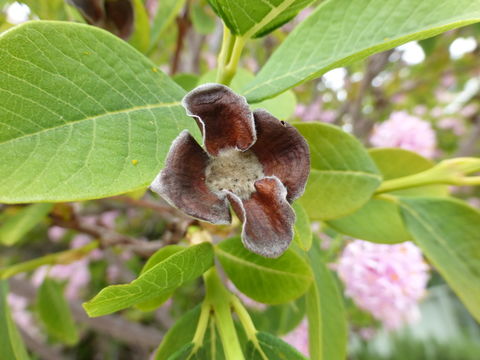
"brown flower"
151,84,310,258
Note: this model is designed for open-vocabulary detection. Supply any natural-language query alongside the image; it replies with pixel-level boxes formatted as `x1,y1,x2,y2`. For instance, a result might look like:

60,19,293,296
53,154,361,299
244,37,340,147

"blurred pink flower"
337,240,430,330
295,99,335,123
7,293,42,340
370,111,437,158
437,117,466,136
282,319,309,356
48,226,67,242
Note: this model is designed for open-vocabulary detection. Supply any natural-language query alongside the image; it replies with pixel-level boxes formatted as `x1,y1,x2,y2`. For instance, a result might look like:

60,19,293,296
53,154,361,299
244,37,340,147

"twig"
170,1,191,75
351,50,394,140
19,328,64,360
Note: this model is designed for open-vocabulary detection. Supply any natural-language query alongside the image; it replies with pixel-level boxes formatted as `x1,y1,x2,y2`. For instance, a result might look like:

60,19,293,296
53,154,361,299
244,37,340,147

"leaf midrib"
216,247,312,281
243,0,298,38
0,101,181,146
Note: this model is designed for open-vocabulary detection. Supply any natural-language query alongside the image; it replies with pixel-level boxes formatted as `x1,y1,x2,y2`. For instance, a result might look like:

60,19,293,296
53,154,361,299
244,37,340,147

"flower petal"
182,83,256,156
228,177,295,258
150,131,231,224
250,109,310,202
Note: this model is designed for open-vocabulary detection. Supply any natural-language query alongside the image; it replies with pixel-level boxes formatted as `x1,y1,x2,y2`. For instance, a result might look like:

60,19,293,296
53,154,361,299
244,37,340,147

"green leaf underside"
0,280,30,360
155,306,201,360
207,0,314,38
216,237,313,304
0,21,199,203
306,241,347,360
83,243,214,317
0,203,53,246
136,245,185,311
328,148,447,243
399,197,480,322
292,202,312,251
243,0,480,102
294,122,382,220
37,278,79,345
244,332,307,359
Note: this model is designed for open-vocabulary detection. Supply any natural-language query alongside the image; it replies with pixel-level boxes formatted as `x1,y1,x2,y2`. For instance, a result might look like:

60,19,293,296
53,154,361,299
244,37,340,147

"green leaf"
306,241,347,360
294,122,382,220
154,305,201,360
150,0,186,48
173,73,200,91
216,237,313,304
83,243,214,317
136,245,185,311
207,0,314,38
0,21,199,203
36,278,79,345
129,0,151,53
399,197,480,322
244,332,307,359
328,148,448,243
191,2,216,35
0,280,30,360
292,202,312,251
199,68,297,120
251,297,306,336
242,0,480,102
0,203,53,246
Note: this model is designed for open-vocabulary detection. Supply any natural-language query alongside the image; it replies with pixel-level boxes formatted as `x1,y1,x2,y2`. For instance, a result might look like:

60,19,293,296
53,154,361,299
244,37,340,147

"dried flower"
370,111,436,158
151,84,310,258
336,240,430,330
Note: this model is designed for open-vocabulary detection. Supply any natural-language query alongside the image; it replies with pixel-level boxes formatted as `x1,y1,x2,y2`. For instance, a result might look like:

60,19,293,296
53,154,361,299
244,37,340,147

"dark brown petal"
150,131,231,225
228,177,295,258
250,109,310,202
104,0,134,39
182,84,256,156
67,0,104,23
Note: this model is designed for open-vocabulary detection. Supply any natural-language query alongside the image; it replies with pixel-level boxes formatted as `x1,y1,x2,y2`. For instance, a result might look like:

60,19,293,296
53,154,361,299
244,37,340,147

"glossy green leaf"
0,21,198,203
0,280,30,360
84,243,214,317
207,0,314,38
399,197,480,322
199,68,297,120
0,203,53,246
36,278,78,345
306,241,347,360
294,122,382,220
251,297,306,336
292,202,312,251
154,305,201,360
243,0,480,102
136,245,185,311
244,332,307,359
328,149,448,243
216,237,313,304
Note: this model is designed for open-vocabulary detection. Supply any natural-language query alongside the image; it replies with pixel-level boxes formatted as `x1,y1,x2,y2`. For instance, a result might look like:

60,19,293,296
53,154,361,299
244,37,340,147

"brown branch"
170,2,192,75
351,50,394,140
19,328,64,360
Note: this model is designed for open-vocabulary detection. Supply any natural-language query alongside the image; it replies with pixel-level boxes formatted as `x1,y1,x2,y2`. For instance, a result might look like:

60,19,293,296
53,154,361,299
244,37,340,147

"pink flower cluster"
370,111,436,158
336,240,430,330
282,319,309,356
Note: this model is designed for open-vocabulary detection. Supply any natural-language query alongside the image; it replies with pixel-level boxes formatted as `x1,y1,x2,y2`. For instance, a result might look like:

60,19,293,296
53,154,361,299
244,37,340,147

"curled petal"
150,131,231,225
228,177,295,258
250,109,310,202
182,83,256,156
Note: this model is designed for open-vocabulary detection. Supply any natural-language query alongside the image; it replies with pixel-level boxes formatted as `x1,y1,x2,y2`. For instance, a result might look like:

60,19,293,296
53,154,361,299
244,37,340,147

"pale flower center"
205,148,264,199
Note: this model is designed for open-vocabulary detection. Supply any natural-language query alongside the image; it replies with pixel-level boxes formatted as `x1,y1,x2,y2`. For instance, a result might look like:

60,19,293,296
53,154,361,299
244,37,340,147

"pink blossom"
370,111,437,158
336,240,430,330
48,226,67,242
282,319,309,356
7,293,42,340
437,117,466,136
